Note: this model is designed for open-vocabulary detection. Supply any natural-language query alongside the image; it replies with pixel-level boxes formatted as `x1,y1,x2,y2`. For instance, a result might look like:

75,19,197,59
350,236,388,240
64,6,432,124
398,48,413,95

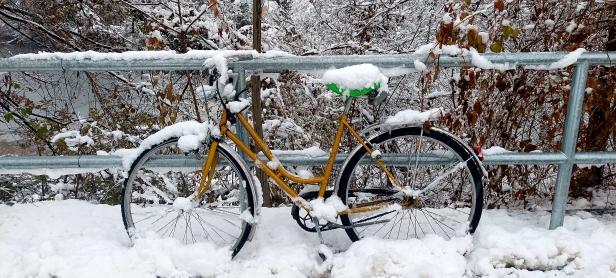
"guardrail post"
549,61,590,229
234,67,251,158
234,67,250,211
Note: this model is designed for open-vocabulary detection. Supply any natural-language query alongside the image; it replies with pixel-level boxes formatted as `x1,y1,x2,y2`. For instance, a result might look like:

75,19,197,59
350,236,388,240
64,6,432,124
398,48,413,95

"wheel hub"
400,196,422,208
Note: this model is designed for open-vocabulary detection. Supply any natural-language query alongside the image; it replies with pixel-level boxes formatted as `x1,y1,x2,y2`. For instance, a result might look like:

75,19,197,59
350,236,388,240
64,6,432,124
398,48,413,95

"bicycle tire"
337,126,483,242
121,138,257,257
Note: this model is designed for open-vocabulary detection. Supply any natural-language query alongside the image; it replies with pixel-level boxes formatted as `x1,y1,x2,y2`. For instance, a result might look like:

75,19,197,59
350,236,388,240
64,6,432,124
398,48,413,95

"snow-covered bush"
0,0,614,207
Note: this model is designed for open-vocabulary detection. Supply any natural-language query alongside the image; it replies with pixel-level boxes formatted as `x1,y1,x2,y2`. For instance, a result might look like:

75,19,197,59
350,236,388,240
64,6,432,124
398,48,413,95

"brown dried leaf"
494,0,505,12
209,0,221,17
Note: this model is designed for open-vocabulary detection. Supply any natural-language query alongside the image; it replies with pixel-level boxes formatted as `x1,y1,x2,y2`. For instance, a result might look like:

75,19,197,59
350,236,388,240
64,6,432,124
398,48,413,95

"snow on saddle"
322,63,389,98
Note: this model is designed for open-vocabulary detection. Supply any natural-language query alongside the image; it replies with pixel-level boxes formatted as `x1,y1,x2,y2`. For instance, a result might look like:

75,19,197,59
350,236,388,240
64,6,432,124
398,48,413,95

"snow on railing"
0,49,615,229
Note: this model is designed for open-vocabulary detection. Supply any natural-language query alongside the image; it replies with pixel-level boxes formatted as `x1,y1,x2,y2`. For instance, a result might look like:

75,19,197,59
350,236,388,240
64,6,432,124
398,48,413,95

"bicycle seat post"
343,97,354,115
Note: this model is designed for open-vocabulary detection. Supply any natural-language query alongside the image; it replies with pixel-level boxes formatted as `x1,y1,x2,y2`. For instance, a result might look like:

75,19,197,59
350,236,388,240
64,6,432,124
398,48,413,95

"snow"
576,2,588,12
222,83,236,99
195,84,215,99
525,48,587,70
250,176,264,209
226,98,250,113
321,64,389,94
371,150,382,159
1,200,615,277
425,90,450,99
413,59,427,72
112,121,218,169
478,32,489,44
414,43,436,55
204,53,230,86
440,44,464,56
51,130,94,150
442,13,453,24
108,130,124,140
266,159,280,170
545,48,586,69
308,196,348,223
11,49,293,61
380,67,414,77
566,21,578,33
384,107,444,125
331,236,471,278
414,43,463,56
468,210,616,277
0,168,116,179
296,168,314,179
239,210,257,224
176,134,202,152
413,45,586,73
469,48,514,71
149,30,163,41
483,146,513,155
172,197,193,211
258,49,295,58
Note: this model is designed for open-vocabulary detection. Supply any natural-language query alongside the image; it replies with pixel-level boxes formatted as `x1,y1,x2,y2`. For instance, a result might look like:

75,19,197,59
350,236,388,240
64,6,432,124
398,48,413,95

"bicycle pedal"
318,251,328,262
317,244,333,262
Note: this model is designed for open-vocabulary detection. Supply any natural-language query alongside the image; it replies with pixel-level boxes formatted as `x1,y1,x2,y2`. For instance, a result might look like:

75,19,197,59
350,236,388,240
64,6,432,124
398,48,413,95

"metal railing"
0,50,614,229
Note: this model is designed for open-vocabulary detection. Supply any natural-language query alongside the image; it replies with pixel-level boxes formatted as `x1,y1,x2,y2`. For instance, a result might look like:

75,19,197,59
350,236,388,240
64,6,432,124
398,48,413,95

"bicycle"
120,62,485,258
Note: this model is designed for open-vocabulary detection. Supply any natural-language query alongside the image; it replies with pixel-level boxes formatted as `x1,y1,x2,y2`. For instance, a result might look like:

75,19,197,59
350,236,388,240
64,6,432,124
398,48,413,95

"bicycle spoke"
395,210,405,240
183,213,190,243
186,213,197,244
418,208,445,238
169,212,182,238
133,211,160,224
148,208,175,225
383,211,406,239
191,211,212,240
420,208,455,239
421,207,464,224
193,210,236,243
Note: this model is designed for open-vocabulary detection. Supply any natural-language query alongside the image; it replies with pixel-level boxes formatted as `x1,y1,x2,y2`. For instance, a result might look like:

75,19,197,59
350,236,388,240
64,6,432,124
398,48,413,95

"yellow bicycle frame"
196,103,405,215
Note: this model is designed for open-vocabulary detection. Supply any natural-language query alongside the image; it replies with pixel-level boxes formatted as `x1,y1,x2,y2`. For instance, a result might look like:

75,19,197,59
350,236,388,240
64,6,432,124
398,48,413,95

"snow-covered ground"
0,200,615,278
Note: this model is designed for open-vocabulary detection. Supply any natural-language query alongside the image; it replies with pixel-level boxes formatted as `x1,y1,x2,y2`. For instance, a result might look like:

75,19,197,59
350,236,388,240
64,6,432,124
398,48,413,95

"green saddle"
325,82,381,97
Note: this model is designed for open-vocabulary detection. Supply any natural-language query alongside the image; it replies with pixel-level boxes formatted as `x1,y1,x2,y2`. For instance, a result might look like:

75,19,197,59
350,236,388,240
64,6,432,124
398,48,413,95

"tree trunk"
251,0,272,207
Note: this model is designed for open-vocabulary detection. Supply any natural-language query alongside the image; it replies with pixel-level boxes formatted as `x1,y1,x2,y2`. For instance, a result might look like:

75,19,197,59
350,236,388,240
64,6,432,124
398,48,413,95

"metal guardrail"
2,152,616,170
0,50,614,229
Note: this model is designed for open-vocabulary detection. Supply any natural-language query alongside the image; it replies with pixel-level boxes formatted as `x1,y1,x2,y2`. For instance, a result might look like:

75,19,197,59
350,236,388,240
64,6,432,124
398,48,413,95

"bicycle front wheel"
121,138,257,257
337,126,483,242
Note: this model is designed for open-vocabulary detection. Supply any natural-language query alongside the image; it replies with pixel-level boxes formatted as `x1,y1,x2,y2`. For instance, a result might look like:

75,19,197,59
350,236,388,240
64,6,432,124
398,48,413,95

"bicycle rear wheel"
121,138,257,257
337,126,483,241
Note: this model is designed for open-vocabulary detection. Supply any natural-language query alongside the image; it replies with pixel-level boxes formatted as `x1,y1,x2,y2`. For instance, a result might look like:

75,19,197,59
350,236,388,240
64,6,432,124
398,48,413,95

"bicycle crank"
292,189,400,232
291,190,334,232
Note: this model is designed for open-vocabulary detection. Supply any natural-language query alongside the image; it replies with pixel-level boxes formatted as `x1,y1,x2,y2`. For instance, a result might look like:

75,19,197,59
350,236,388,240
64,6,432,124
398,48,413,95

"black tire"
121,138,257,257
337,126,483,242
